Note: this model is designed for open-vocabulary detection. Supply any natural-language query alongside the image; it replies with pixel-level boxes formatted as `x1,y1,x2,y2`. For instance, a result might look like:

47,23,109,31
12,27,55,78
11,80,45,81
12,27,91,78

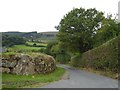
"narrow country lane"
41,64,118,88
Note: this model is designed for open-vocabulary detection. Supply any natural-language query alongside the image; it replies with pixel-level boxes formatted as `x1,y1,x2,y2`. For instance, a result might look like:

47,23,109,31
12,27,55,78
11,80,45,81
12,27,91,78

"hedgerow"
77,36,119,73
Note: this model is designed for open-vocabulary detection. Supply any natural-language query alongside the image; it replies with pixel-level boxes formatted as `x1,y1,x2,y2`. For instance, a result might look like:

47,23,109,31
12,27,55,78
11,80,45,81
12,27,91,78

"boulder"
2,67,10,73
2,55,19,68
1,53,56,75
34,55,56,74
12,54,36,75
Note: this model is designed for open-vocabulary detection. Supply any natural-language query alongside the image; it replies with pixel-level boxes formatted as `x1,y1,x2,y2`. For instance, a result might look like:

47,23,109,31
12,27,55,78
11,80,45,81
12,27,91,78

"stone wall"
1,53,56,75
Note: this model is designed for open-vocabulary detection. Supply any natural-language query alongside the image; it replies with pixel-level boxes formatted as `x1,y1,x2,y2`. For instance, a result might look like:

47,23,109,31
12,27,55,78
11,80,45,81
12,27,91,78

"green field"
26,42,47,47
2,67,65,88
8,45,45,53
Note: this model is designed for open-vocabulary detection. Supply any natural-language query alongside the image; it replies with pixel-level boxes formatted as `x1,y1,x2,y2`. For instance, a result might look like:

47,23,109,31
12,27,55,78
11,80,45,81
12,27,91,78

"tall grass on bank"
2,67,65,88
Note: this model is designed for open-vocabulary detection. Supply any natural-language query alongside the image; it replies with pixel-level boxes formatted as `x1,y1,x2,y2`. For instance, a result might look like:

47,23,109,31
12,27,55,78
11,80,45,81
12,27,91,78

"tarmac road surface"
41,64,118,88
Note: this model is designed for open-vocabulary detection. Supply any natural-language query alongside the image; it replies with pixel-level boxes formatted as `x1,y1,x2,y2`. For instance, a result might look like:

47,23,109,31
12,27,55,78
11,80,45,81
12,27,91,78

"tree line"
2,34,26,47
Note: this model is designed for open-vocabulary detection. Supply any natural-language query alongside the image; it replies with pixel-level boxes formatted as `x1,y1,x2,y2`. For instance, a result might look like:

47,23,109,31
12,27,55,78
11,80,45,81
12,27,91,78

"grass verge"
2,67,65,88
78,67,117,79
69,63,117,79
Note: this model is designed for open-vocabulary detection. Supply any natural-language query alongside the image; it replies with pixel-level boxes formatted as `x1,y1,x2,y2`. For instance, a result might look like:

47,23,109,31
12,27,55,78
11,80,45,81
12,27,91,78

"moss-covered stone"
1,53,56,75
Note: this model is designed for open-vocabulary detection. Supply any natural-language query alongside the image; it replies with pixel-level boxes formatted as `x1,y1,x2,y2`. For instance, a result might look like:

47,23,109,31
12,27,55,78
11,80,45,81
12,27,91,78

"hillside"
2,31,58,42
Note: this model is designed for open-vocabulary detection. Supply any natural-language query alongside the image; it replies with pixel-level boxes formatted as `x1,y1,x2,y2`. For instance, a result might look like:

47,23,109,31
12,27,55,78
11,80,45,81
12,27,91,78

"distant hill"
2,31,58,42
40,31,58,35
3,31,24,36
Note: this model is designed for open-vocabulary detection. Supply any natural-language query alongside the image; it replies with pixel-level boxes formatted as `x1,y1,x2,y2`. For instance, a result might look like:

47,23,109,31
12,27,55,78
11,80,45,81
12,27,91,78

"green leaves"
93,17,119,47
56,8,105,53
56,7,119,53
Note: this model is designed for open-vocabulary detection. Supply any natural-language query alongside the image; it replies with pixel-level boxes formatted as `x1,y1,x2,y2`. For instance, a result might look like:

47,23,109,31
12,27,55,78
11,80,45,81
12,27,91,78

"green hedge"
71,53,81,67
78,36,119,73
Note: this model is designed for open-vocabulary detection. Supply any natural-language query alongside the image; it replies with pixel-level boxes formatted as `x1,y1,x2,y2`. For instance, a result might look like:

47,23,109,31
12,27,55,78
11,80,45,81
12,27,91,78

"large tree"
56,8,105,53
93,16,120,47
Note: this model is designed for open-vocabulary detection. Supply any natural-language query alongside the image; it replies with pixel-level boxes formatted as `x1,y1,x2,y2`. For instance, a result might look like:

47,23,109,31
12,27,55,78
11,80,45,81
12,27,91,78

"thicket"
55,50,71,64
44,41,71,64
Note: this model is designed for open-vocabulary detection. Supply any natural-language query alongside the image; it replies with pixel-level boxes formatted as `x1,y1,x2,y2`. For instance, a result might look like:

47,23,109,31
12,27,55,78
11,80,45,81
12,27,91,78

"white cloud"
0,0,119,32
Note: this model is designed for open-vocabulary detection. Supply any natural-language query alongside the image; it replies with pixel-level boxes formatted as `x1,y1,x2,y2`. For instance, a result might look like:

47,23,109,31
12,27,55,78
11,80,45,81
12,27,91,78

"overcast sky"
0,0,119,32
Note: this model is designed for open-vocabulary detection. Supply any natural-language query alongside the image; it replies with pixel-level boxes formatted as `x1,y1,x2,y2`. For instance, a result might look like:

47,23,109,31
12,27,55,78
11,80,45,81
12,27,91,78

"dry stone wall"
1,53,56,75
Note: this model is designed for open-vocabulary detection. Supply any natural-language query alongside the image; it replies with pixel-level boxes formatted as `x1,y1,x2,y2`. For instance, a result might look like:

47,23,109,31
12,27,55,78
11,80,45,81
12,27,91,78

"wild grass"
2,67,65,88
2,52,16,56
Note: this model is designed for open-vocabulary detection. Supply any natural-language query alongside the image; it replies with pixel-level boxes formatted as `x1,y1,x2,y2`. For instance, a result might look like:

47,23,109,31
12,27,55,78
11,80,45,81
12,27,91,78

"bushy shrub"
44,41,58,55
33,43,37,47
56,50,71,64
39,48,45,53
44,41,71,64
49,42,71,64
